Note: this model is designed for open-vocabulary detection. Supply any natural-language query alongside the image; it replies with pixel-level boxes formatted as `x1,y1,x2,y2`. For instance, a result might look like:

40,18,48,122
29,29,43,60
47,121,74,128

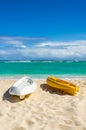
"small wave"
66,61,81,63
4,60,31,63
39,60,56,63
66,61,74,63
63,60,80,63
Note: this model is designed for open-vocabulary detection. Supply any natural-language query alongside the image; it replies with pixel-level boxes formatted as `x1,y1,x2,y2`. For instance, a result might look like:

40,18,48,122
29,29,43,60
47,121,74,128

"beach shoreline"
0,75,86,80
0,77,86,130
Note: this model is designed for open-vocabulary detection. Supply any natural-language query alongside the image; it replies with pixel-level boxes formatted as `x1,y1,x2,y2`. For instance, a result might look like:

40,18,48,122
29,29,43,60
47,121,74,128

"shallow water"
0,60,86,78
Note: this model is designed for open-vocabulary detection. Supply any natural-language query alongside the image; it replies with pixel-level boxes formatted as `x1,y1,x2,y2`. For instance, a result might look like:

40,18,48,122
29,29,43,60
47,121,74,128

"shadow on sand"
40,83,67,96
3,89,30,103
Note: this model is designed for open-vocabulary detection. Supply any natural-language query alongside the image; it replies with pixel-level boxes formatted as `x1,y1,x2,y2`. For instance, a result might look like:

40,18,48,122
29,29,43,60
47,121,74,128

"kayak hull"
9,76,37,98
46,76,79,95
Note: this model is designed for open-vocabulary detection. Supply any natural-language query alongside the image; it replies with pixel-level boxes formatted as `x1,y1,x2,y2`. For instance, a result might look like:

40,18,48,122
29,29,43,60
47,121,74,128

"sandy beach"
0,78,86,130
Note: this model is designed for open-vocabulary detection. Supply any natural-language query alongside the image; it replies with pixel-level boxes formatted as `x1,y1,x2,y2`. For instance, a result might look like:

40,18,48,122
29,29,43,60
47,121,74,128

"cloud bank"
0,36,86,61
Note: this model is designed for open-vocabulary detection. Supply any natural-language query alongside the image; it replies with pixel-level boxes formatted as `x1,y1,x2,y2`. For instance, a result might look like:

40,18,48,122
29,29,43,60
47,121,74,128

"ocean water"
0,60,86,78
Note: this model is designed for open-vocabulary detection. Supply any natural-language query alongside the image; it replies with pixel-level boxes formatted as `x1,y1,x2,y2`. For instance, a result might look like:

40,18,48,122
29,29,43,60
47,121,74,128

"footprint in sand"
26,119,35,126
0,112,3,117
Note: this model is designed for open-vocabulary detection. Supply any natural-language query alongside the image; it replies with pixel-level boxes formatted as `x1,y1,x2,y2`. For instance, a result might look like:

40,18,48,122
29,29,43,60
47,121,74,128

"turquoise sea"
0,60,86,79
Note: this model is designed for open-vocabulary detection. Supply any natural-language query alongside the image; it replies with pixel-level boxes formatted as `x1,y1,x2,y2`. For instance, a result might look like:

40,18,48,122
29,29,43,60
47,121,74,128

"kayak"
9,76,37,99
46,76,79,95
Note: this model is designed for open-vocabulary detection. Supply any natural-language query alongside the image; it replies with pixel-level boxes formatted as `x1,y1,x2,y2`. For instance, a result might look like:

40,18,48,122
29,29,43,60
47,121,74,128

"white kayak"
9,76,37,99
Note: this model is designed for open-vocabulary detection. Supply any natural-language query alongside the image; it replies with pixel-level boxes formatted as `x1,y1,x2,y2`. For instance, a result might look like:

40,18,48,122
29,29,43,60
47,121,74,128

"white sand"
0,78,86,130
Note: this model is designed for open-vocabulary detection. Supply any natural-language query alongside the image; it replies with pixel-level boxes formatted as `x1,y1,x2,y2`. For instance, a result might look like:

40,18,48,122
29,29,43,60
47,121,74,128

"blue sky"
0,0,86,60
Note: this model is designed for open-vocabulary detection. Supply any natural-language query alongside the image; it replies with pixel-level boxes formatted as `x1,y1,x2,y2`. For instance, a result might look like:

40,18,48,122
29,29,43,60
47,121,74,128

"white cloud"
13,36,46,40
0,38,86,60
36,40,86,47
16,40,86,60
0,36,27,49
0,50,7,55
0,36,46,49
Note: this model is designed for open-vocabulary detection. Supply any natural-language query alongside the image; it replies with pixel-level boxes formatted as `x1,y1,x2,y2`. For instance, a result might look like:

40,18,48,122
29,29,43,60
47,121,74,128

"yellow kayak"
46,76,79,95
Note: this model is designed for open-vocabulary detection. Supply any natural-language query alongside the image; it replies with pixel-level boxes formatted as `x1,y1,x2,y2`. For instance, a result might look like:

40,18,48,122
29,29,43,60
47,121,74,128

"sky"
0,0,86,60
